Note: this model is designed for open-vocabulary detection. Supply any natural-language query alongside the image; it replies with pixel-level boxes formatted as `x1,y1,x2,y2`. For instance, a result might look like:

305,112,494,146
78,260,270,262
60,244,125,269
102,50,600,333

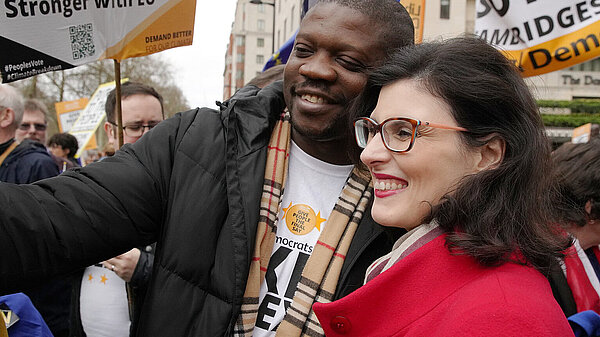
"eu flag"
262,31,296,71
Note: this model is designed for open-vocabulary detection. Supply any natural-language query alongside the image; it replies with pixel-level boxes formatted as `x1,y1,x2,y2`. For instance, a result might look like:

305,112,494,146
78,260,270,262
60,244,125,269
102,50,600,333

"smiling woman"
312,37,575,337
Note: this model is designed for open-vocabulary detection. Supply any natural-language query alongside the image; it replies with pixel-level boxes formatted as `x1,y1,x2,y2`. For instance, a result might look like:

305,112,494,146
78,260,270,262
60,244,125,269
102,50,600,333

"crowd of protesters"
0,0,599,336
0,81,163,337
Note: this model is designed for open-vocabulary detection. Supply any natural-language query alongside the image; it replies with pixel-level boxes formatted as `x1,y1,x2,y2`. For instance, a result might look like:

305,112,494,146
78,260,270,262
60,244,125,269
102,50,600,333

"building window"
257,3,264,13
236,70,243,80
440,0,450,19
257,38,264,47
257,55,264,64
235,36,245,46
593,58,600,71
258,19,265,31
237,53,245,62
284,18,287,41
569,57,600,71
291,6,295,29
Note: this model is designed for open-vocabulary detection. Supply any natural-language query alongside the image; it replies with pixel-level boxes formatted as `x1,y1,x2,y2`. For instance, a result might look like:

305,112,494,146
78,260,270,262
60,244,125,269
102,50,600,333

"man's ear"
0,108,15,128
103,122,115,145
474,134,506,172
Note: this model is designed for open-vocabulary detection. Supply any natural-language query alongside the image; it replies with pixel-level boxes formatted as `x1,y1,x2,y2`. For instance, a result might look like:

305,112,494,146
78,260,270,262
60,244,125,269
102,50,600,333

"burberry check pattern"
365,222,444,284
234,112,373,337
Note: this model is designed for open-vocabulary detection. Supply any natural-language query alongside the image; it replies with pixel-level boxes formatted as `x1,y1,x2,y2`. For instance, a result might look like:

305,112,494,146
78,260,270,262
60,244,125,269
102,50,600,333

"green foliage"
541,113,600,127
538,99,600,114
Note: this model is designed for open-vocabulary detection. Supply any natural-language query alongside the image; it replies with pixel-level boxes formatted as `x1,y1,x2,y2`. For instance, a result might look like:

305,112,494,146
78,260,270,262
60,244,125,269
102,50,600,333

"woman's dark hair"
349,36,568,273
552,138,600,227
48,132,79,159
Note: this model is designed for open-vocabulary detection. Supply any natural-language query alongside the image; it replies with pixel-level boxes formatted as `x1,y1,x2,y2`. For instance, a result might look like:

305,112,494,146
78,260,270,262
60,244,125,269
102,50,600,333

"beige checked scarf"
233,111,372,337
364,221,444,284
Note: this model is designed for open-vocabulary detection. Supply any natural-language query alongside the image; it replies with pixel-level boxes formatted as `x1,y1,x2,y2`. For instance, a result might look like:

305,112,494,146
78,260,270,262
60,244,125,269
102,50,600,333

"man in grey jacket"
0,1,414,335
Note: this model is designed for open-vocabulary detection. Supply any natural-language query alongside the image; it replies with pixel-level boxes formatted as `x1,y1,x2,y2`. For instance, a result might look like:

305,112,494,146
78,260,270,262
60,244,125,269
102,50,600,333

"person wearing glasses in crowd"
103,81,164,148
0,91,58,183
15,99,49,145
0,85,69,337
16,98,81,172
312,37,574,336
70,81,164,337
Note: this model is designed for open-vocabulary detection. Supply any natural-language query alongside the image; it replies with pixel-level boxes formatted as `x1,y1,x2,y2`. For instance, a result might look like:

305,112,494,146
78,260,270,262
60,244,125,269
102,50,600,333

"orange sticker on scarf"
282,203,326,235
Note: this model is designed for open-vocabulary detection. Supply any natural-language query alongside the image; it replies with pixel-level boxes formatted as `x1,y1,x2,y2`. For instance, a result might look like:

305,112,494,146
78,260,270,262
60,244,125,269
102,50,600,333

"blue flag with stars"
262,31,296,71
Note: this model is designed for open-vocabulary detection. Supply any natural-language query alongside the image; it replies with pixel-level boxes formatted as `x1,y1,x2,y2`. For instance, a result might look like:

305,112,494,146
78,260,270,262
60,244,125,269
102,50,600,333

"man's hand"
102,248,141,282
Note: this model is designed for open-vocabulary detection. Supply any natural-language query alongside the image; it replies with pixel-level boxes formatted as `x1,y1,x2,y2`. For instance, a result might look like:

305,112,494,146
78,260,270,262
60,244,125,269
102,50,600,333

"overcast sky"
160,0,238,110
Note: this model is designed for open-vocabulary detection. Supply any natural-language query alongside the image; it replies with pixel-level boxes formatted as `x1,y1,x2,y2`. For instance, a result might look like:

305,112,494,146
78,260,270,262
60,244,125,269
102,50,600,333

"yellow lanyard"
0,141,19,167
0,310,8,337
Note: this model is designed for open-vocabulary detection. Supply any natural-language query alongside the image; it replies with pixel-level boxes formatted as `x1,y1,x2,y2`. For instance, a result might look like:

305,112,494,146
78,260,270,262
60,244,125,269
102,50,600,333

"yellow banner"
502,21,600,77
400,0,425,44
55,98,89,132
103,0,196,60
572,123,593,143
70,79,127,157
476,1,600,77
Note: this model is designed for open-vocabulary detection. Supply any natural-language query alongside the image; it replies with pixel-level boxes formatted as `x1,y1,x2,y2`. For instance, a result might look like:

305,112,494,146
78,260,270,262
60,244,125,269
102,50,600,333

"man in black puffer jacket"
0,1,414,335
70,82,164,337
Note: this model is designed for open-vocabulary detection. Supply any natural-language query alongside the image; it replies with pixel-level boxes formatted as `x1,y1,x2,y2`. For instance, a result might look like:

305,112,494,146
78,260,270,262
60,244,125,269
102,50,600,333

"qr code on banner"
69,23,95,60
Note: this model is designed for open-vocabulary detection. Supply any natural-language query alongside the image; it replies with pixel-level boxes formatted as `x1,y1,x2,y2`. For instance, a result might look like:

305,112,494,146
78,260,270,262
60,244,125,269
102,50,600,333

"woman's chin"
371,212,417,231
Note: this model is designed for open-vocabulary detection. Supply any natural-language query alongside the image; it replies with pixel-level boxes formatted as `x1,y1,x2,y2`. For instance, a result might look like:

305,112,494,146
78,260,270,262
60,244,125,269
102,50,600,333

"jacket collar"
319,235,489,335
223,81,286,159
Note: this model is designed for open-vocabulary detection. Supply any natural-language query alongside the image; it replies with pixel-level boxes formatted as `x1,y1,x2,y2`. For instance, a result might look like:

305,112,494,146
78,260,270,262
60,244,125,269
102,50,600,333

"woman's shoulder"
457,261,554,304
430,262,573,336
445,263,572,334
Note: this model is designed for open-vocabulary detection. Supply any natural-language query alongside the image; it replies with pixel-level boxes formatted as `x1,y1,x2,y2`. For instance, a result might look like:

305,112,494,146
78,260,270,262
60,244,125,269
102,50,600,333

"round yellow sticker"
283,203,326,235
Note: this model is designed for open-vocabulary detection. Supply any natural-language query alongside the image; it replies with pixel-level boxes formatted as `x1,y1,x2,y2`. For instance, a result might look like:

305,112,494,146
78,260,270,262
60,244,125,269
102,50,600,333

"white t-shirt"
253,141,353,336
80,265,131,337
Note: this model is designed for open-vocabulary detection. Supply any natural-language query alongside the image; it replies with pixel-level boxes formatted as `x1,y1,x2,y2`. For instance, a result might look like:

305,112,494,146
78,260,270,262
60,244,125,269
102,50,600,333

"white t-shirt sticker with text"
253,141,353,336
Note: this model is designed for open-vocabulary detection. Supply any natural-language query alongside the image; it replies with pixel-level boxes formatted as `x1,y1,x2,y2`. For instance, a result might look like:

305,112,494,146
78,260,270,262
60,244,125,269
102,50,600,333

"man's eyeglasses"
110,122,159,138
19,123,47,131
354,117,468,153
